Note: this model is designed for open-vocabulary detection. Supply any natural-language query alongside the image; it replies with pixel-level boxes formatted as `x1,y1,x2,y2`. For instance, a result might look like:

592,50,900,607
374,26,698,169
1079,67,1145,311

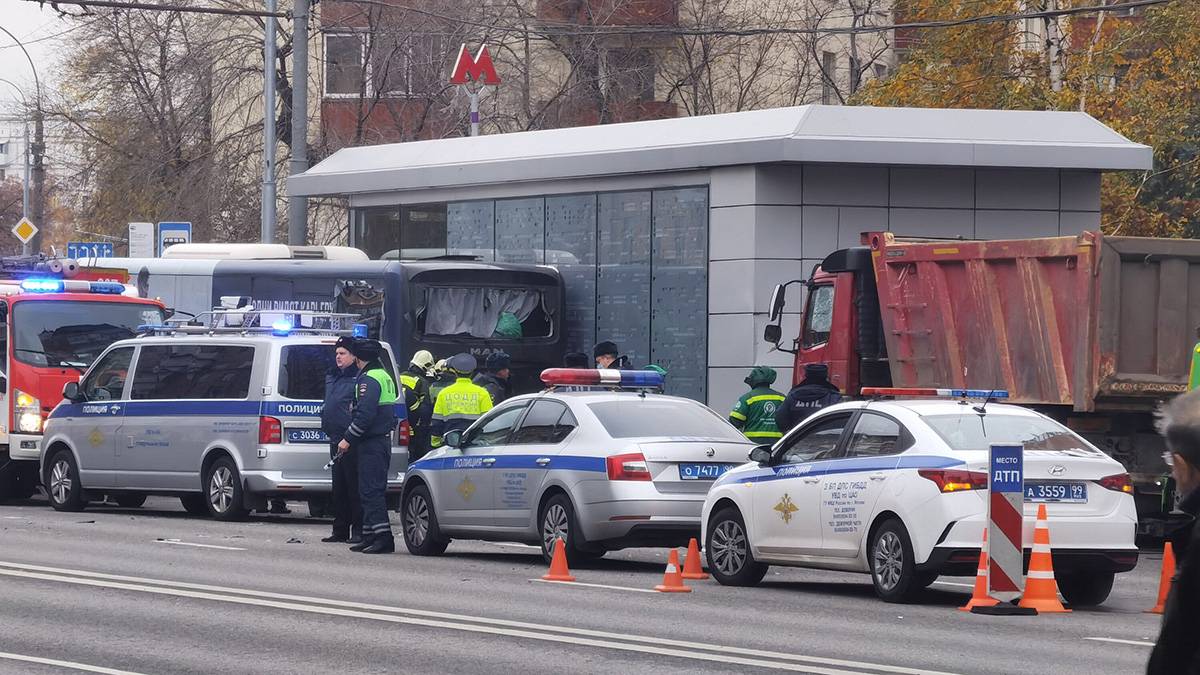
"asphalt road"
0,496,1166,675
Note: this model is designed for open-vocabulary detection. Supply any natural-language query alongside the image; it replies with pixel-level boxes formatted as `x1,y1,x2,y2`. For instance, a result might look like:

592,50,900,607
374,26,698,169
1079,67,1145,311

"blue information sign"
157,221,192,256
66,242,114,259
989,444,1024,493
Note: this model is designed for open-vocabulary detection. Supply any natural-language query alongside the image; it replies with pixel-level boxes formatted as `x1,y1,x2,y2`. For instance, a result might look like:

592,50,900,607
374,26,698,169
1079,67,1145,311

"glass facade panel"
354,206,400,260
545,195,597,355
446,200,495,260
400,204,448,259
652,188,708,400
495,198,545,264
597,191,652,368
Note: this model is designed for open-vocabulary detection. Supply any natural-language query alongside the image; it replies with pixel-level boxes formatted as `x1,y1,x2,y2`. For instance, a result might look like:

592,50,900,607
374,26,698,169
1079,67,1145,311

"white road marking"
1083,637,1156,647
931,581,975,589
0,560,956,675
0,651,146,674
483,542,542,551
155,539,246,551
530,578,658,594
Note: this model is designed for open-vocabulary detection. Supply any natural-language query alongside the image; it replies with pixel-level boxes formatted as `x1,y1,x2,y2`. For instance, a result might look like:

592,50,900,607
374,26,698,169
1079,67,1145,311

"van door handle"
803,477,820,484
870,472,887,481
481,457,496,466
535,457,551,466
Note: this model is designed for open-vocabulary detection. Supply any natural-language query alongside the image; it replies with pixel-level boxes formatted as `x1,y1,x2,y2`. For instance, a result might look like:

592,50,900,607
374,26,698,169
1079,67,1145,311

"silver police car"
399,369,755,564
41,315,408,520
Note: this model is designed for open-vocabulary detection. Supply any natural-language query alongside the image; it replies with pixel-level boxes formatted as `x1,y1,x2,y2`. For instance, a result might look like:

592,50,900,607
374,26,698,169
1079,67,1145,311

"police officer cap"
348,337,383,361
486,351,511,371
803,363,830,380
447,353,476,374
594,341,619,358
334,336,355,352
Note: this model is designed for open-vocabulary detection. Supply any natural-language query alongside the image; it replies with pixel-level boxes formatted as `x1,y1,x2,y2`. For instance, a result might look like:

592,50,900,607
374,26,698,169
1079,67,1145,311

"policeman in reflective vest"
337,338,401,554
729,366,785,443
430,353,493,448
400,350,434,462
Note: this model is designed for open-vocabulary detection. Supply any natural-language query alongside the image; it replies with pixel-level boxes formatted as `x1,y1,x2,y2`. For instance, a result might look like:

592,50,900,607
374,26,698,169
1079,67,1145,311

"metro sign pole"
450,44,501,137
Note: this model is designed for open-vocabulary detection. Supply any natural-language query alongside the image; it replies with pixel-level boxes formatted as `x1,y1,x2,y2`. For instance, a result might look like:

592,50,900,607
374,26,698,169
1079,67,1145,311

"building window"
874,63,888,80
0,142,8,155
325,33,365,96
607,48,657,103
821,51,837,104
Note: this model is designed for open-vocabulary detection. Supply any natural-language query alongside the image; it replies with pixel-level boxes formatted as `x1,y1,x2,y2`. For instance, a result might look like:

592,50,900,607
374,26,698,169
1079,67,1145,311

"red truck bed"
866,231,1200,411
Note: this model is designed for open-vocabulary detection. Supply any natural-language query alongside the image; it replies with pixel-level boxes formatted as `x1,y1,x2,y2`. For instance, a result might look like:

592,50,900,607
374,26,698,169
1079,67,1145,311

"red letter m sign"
450,44,501,85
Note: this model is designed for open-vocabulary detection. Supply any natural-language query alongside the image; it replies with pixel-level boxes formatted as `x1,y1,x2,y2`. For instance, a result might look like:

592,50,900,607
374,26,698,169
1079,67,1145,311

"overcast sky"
0,0,74,111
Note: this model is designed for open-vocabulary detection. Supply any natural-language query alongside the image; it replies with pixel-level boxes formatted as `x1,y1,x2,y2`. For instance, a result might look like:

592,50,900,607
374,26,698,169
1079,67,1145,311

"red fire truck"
0,256,167,500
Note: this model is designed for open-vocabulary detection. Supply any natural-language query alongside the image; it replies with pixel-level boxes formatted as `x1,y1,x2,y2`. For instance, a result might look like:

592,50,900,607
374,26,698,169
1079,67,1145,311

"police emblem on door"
88,428,104,447
774,494,799,524
458,476,476,501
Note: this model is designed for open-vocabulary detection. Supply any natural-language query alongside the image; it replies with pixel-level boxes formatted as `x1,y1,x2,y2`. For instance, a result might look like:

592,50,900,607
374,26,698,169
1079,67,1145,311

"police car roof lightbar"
540,368,665,390
860,387,1009,399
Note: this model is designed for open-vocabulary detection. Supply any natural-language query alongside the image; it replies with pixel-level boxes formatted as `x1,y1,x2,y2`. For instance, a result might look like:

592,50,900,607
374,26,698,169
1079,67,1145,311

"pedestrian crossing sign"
11,217,37,244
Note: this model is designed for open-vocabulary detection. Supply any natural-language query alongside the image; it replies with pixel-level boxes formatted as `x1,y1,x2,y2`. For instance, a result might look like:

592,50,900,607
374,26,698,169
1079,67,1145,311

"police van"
39,310,409,520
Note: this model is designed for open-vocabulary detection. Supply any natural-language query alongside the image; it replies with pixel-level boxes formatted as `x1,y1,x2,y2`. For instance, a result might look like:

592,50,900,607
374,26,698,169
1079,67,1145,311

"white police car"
701,388,1139,605
400,369,755,564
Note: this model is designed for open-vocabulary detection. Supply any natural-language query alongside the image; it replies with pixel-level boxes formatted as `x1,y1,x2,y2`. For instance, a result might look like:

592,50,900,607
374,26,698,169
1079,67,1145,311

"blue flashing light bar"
21,278,64,293
540,368,665,390
352,323,368,337
861,387,1009,399
271,320,293,336
87,281,126,294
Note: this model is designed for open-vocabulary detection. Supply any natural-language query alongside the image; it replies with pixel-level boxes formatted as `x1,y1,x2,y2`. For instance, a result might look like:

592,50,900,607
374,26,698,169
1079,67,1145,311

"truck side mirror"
768,284,786,322
763,324,782,345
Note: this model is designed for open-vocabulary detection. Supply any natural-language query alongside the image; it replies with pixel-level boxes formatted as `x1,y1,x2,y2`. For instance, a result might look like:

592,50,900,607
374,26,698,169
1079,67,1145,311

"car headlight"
14,389,42,433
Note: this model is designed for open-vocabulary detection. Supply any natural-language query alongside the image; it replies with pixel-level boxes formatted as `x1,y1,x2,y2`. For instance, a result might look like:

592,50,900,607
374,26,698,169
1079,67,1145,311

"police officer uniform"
729,366,786,443
320,337,361,543
472,351,512,406
400,350,434,463
430,353,493,448
775,363,843,433
341,338,402,554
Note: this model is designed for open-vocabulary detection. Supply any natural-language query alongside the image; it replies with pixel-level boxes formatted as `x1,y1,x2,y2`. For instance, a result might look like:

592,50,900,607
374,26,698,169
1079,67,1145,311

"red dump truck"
764,230,1200,535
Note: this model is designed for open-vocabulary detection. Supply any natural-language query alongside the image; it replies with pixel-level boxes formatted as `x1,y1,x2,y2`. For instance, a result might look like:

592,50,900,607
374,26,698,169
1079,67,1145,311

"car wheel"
180,494,208,516
539,493,593,566
870,518,921,603
401,484,450,556
204,456,248,521
1057,571,1114,607
45,450,86,512
114,493,147,508
706,507,768,586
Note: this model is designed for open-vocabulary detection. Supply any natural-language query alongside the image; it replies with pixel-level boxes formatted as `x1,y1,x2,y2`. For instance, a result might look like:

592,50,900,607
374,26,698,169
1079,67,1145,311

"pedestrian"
563,352,590,368
1147,388,1200,674
319,337,361,543
430,353,493,448
473,351,512,405
729,366,786,444
594,341,630,369
400,350,435,463
775,363,843,434
338,337,402,554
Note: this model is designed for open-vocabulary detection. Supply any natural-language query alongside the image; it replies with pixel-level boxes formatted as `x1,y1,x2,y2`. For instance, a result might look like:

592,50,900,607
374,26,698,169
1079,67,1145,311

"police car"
400,369,756,564
701,388,1139,605
41,311,408,520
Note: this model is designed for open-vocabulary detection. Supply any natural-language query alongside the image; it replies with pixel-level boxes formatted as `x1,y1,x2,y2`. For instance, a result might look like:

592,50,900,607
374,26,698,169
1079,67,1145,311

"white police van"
40,310,408,520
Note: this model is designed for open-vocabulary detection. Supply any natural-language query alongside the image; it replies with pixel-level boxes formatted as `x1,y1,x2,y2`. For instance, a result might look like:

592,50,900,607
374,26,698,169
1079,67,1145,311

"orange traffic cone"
1146,542,1176,614
959,528,1000,612
541,537,576,582
681,538,709,580
1018,504,1070,613
654,549,692,593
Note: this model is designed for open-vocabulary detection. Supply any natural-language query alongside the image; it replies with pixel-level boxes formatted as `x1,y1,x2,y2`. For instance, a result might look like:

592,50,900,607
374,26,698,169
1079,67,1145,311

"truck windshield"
13,301,165,368
419,287,551,339
923,414,1102,455
278,344,398,400
588,399,748,441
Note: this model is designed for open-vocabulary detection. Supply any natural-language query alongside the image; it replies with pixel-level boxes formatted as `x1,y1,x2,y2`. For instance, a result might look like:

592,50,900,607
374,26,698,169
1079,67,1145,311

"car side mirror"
749,445,773,465
63,381,82,402
443,429,463,449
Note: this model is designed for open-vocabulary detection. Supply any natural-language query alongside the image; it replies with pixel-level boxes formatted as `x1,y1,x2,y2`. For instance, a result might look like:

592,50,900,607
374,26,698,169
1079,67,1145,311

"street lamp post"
0,26,43,255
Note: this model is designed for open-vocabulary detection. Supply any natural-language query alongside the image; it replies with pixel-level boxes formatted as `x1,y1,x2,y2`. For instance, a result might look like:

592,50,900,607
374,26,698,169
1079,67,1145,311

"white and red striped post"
986,444,1025,603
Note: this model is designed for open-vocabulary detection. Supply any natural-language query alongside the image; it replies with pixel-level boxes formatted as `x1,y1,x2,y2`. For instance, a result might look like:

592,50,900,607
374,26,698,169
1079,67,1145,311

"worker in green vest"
729,366,786,444
1189,326,1200,391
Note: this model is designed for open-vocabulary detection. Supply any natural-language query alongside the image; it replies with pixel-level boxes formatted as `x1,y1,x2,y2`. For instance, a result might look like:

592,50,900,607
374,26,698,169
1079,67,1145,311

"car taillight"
918,469,988,493
606,453,651,481
396,420,410,446
258,416,282,445
1099,473,1134,494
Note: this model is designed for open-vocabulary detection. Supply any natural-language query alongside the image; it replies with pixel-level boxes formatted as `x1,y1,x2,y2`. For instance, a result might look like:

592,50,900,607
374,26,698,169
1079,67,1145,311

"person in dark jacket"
563,352,590,368
400,350,434,463
473,351,512,405
775,363,843,433
320,338,361,543
594,341,630,369
1148,388,1200,674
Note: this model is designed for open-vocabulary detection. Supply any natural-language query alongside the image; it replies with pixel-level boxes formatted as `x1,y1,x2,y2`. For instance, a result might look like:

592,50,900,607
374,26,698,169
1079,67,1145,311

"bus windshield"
13,300,166,368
